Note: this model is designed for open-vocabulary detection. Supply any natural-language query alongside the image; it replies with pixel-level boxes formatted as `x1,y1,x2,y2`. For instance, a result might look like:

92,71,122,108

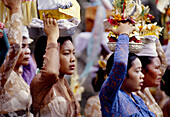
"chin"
66,72,74,75
22,62,29,66
154,83,160,87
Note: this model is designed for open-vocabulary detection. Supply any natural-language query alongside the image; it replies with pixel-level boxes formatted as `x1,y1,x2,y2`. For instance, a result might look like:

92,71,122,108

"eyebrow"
135,67,142,70
62,49,75,52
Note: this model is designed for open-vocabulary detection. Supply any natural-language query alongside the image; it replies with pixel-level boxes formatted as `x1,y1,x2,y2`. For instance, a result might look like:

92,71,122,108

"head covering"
136,35,158,57
22,26,33,44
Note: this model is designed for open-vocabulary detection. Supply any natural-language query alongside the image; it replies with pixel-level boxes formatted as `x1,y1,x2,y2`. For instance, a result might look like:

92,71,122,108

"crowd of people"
0,0,169,117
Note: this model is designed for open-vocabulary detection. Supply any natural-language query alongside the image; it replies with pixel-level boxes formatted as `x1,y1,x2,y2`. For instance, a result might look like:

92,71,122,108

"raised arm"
40,16,60,85
99,22,134,113
155,38,167,75
0,0,22,88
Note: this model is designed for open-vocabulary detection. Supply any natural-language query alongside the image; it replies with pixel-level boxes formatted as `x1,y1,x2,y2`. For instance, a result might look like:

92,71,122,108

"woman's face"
143,57,161,87
16,38,31,66
123,58,144,92
59,40,75,75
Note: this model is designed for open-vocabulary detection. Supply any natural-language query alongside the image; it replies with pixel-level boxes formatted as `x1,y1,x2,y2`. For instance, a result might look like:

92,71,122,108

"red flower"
0,22,4,30
130,36,142,43
147,14,155,20
107,18,118,25
108,36,117,42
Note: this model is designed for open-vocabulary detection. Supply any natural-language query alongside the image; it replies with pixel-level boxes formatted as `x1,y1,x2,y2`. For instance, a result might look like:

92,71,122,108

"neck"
140,85,146,93
121,87,131,96
58,74,65,85
14,64,21,76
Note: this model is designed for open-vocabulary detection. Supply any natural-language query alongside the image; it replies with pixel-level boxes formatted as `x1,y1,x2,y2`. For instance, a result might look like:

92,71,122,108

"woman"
84,58,108,117
0,0,33,116
135,38,165,117
99,22,156,116
30,16,80,116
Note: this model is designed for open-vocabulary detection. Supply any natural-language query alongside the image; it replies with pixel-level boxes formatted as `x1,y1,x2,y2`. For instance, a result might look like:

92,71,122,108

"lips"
157,78,161,82
139,82,143,86
24,57,30,61
70,65,75,70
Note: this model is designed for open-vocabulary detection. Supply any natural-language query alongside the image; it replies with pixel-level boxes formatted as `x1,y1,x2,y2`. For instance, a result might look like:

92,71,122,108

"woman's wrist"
119,33,129,36
11,7,22,15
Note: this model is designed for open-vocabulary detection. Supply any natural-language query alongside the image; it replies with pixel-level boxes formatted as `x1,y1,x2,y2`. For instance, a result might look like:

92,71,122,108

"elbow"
116,60,127,69
41,68,59,79
48,69,59,78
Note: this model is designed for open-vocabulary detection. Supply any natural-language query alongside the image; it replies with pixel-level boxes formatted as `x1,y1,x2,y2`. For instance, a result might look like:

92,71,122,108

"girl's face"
59,40,75,75
143,57,161,87
123,58,144,92
17,38,31,66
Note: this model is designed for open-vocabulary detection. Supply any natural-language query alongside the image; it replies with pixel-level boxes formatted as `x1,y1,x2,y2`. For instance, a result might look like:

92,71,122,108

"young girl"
31,17,80,116
99,22,156,116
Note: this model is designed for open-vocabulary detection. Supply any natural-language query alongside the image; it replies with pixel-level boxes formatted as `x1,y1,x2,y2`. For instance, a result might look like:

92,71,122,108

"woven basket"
107,42,144,53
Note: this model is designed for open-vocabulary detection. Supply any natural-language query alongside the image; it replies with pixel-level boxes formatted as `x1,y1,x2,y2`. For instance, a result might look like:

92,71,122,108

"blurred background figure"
84,55,109,117
0,22,10,67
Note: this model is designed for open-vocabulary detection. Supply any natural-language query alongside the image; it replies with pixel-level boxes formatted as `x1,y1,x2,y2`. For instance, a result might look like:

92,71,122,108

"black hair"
34,35,47,69
57,36,72,46
92,67,107,92
138,56,154,72
34,36,73,69
106,53,138,77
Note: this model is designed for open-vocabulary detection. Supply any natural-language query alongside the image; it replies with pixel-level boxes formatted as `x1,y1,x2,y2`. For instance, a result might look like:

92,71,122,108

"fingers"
53,19,57,25
2,0,7,5
43,13,47,26
111,22,135,36
43,13,57,26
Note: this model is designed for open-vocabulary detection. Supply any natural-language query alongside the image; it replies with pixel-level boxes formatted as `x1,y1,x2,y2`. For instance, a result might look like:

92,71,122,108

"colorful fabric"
134,88,163,117
99,34,156,117
0,30,10,67
84,95,102,117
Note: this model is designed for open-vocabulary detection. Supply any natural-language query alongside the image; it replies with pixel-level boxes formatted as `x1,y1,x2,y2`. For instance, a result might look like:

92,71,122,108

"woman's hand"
111,22,135,36
43,14,59,43
2,0,22,14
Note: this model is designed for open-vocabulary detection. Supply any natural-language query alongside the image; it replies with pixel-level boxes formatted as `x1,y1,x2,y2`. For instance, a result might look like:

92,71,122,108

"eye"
73,51,75,55
136,68,142,73
63,52,70,55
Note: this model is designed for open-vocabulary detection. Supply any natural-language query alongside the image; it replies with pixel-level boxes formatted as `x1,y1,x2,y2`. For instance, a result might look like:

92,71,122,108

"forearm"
99,34,129,107
0,12,23,87
156,40,168,75
40,37,60,83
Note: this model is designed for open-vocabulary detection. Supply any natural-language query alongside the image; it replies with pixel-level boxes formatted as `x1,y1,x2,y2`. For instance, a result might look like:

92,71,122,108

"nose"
70,54,75,62
158,69,162,76
25,47,31,55
140,72,144,79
